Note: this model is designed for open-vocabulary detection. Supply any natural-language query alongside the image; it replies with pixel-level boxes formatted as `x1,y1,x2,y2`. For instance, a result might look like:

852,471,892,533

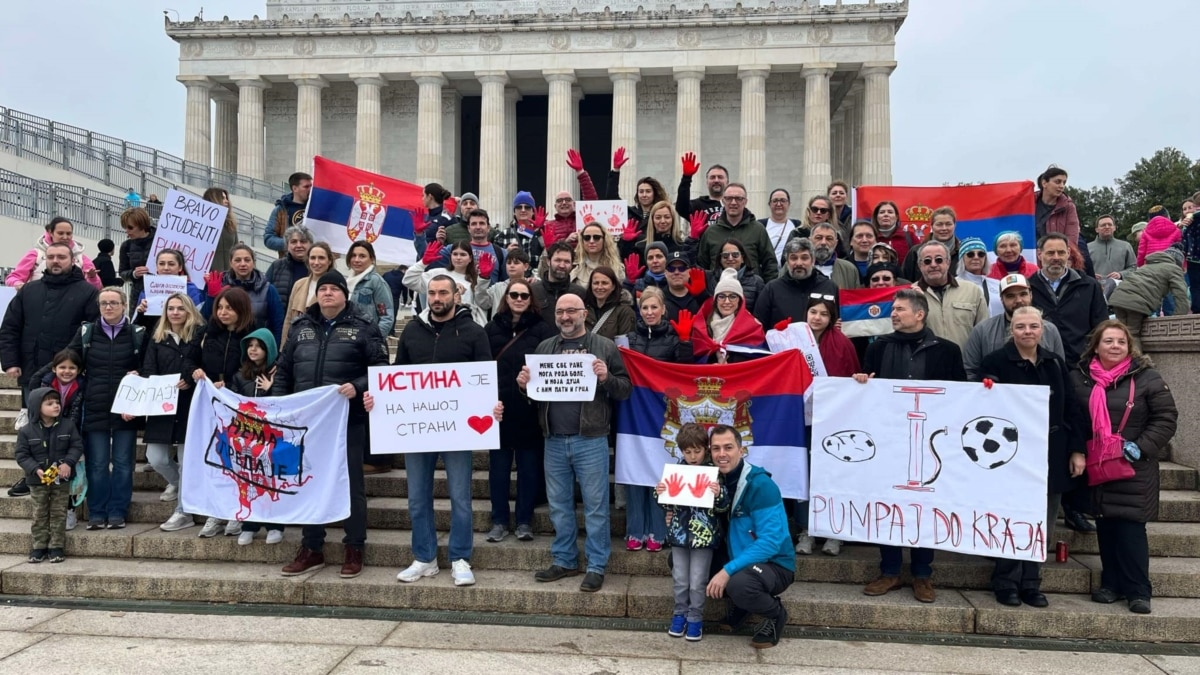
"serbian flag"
303,156,423,265
857,181,1037,263
840,286,908,338
615,348,812,499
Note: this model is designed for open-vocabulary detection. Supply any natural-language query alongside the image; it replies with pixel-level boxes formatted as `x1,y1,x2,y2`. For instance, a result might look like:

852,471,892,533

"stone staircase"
3,374,1200,643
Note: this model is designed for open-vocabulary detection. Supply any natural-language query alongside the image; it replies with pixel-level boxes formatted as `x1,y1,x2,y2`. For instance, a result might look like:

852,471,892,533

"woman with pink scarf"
1069,320,1178,615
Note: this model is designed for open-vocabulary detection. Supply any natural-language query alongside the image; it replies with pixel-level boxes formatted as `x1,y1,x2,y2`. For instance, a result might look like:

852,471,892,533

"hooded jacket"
119,228,156,304
0,266,99,388
696,211,779,281
266,253,310,309
6,234,102,290
199,321,252,387
705,266,765,315
14,387,84,481
663,459,730,549
230,328,279,397
723,461,795,575
265,192,307,253
753,270,840,329
1137,216,1183,266
140,325,203,444
1035,192,1081,251
486,310,557,449
1109,250,1190,317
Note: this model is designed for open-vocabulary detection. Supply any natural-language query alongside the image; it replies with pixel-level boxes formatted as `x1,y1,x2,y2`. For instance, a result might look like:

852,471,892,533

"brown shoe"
912,578,936,603
281,546,324,576
340,545,364,579
363,464,392,475
863,575,902,596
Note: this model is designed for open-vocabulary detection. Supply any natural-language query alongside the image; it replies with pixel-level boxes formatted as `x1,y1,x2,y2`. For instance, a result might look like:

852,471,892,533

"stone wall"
1140,315,1200,470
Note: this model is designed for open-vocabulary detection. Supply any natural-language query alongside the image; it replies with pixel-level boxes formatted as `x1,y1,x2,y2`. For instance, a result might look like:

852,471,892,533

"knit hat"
1130,221,1148,235
512,191,536,209
714,267,744,299
315,270,349,298
992,230,1023,250
1164,246,1185,267
959,237,987,256
645,242,669,258
998,273,1029,294
865,261,901,283
458,192,479,216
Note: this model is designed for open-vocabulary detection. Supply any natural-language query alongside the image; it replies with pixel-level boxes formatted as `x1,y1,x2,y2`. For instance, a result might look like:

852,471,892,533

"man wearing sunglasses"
913,240,988,349
696,184,778,281
901,206,961,282
662,251,709,322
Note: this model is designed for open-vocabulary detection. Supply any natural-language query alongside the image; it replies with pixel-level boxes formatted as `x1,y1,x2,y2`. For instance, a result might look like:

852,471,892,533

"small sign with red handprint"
575,200,628,237
655,464,720,508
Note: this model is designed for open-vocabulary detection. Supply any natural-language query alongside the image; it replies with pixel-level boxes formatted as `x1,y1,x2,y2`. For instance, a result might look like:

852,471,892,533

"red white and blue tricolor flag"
615,348,813,499
303,156,424,265
839,286,909,338
857,181,1037,262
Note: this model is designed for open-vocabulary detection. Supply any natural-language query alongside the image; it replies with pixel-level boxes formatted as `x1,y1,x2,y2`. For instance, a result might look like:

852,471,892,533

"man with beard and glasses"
914,240,988,349
531,242,586,326
810,222,860,290
753,238,839,327
676,154,730,227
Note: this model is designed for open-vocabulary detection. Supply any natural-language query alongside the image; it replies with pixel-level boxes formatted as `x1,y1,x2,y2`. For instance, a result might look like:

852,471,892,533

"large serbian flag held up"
615,348,813,499
857,181,1037,263
839,286,909,338
303,156,424,265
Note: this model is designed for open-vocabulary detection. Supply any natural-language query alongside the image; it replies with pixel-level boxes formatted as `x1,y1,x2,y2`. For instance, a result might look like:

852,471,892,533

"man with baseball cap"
662,250,709,322
962,274,1065,381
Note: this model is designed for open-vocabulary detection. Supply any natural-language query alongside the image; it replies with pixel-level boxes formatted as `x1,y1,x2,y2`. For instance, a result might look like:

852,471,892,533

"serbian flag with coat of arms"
303,156,423,265
856,181,1037,263
839,286,910,338
615,348,813,499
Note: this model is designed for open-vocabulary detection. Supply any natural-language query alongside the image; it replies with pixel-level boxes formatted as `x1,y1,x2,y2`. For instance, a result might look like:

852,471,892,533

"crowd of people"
0,151,1189,649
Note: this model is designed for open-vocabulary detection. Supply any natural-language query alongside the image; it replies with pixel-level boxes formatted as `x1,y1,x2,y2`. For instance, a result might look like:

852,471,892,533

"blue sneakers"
685,620,703,641
668,614,686,637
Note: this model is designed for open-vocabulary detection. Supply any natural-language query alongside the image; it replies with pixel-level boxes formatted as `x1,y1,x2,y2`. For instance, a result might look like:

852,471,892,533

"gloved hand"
443,195,458,216
532,206,547,230
1123,441,1142,462
477,253,496,279
686,268,707,296
205,270,224,298
613,147,630,170
624,253,645,282
670,309,695,342
773,319,791,332
421,241,443,265
689,211,709,240
681,151,700,177
622,218,643,242
411,206,429,233
565,148,585,173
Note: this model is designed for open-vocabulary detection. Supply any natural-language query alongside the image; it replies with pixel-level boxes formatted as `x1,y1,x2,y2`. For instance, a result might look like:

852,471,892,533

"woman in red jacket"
1035,166,1083,270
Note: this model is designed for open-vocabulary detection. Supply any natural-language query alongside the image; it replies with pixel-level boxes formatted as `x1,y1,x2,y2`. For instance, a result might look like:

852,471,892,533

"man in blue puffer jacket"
705,424,794,649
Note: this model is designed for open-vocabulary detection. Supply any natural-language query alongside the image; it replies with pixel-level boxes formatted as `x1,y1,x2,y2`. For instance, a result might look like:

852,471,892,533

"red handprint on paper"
580,203,595,225
607,211,622,230
688,473,715,499
663,472,686,498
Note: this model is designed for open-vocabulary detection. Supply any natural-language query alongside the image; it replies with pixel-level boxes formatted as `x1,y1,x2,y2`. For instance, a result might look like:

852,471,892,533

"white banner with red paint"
367,362,500,453
808,377,1050,562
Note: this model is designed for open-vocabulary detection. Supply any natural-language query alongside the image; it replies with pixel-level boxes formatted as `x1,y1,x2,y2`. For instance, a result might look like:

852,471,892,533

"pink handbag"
1086,379,1137,487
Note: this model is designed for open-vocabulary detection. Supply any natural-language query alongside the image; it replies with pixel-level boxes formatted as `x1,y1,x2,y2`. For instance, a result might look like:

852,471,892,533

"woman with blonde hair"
283,242,336,346
572,221,625,286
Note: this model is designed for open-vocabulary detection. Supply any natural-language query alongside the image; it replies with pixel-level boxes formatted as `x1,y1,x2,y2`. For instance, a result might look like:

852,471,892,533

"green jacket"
697,213,779,281
1108,252,1189,316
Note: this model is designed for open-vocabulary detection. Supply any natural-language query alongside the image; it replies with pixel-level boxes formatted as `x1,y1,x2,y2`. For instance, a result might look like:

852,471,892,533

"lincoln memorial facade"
167,0,906,219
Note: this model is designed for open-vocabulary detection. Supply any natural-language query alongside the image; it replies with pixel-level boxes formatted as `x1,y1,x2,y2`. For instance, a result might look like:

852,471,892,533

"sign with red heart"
466,415,493,434
162,402,176,413
368,362,500,453
110,373,182,417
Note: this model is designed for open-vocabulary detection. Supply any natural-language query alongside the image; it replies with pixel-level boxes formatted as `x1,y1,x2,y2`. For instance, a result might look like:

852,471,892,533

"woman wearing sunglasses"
789,196,834,244
483,279,557,544
691,268,767,364
955,237,1004,317
705,238,765,315
571,222,625,287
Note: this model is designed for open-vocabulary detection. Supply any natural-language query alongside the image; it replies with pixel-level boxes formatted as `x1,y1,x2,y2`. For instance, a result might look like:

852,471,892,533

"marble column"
673,66,704,192
234,77,269,180
477,71,508,223
801,63,835,203
351,73,385,173
861,61,896,186
505,87,521,205
290,75,327,172
179,75,212,166
442,90,461,193
571,86,583,163
848,83,865,186
211,88,238,174
544,69,576,202
609,68,640,203
830,107,846,184
737,66,770,216
414,71,446,186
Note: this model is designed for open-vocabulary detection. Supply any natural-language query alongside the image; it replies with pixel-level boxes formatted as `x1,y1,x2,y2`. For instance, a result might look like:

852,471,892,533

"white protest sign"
655,463,720,508
0,286,16,322
368,361,500,453
766,321,827,377
143,274,189,315
809,378,1050,562
110,374,181,416
524,354,598,402
151,187,228,288
576,200,628,237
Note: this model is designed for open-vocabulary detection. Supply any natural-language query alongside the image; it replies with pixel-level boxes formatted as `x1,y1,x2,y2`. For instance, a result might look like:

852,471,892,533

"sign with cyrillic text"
110,374,181,417
368,362,500,453
524,354,597,402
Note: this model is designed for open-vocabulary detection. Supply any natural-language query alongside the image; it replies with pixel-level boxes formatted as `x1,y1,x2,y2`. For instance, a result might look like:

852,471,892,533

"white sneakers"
451,559,475,586
397,559,439,583
65,509,77,531
161,513,194,532
265,530,283,545
198,517,223,538
795,532,814,555
822,538,843,556
237,531,255,546
160,484,178,502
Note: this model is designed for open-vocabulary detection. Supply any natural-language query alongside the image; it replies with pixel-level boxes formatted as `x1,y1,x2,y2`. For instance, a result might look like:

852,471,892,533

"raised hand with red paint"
624,252,645,283
477,253,496,279
685,268,707,297
681,151,700,177
688,211,709,240
205,270,224,298
565,148,585,173
670,309,694,342
532,206,547,230
621,217,643,242
411,205,429,233
613,146,630,170
773,318,791,332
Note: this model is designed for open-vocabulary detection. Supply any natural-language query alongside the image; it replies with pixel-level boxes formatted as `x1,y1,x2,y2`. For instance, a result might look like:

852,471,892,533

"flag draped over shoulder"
615,348,813,499
839,286,908,338
857,182,1037,261
180,379,350,524
303,156,424,265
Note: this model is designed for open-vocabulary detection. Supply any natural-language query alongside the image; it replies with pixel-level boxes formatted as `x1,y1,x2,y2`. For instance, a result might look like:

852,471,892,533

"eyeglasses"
723,196,746,203
770,198,790,205
720,251,742,259
964,251,987,259
809,293,836,301
514,205,533,211
555,198,573,204
582,234,604,242
666,265,689,273
507,292,531,300
99,300,123,307
809,207,830,214
921,256,947,266
554,308,584,316
715,293,740,302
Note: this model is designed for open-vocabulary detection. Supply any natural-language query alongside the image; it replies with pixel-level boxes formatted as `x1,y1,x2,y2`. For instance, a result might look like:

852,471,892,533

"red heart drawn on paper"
162,402,175,413
467,415,493,434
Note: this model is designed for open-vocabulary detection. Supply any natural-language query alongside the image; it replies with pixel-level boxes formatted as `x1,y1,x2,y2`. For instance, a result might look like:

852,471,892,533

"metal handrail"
0,105,284,203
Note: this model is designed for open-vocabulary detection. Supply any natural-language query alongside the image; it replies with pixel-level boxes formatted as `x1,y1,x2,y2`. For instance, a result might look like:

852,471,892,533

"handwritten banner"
144,274,189,315
150,187,228,288
524,354,597,402
110,374,181,417
368,362,500,453
809,378,1050,562
656,464,719,508
576,200,628,237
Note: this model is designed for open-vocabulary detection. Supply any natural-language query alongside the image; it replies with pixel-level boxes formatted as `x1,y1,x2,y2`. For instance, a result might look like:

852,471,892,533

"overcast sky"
1,0,1195,191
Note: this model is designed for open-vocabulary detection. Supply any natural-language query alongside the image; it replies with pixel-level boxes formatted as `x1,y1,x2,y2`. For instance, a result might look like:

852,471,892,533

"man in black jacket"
675,154,727,226
531,243,585,325
394,275,495,588
276,270,388,580
857,288,966,604
753,238,839,328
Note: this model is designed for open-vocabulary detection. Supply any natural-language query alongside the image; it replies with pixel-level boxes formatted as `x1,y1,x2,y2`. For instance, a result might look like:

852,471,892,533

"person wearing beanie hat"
441,192,481,246
498,191,545,268
1108,246,1190,335
316,269,350,298
956,237,1003,318
691,267,766,364
1137,215,1182,267
713,266,745,300
865,261,902,288
987,231,1039,280
513,191,536,210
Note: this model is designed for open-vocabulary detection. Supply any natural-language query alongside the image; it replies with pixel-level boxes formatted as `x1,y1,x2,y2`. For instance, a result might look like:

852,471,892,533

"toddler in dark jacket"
15,388,83,563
